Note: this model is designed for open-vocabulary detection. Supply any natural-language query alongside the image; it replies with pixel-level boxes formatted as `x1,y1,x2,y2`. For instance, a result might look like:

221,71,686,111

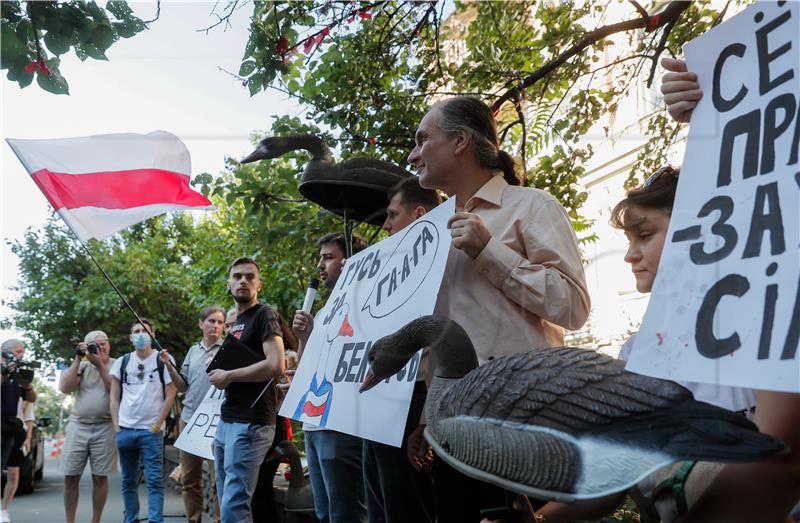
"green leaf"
1,22,28,65
106,1,134,20
36,64,69,95
77,42,107,60
238,60,256,76
15,19,31,42
112,20,139,38
248,72,265,96
43,30,71,56
1,2,22,23
5,55,33,87
91,24,116,51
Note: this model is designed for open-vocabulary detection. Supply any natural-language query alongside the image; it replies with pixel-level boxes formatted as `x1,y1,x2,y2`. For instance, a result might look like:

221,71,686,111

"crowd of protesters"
1,55,798,523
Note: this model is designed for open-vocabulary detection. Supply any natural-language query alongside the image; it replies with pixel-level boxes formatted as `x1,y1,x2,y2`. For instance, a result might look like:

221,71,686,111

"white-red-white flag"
6,131,212,241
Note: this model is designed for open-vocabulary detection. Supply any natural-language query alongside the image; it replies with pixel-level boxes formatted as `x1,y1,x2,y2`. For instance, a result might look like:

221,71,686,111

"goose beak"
359,369,380,393
240,147,265,164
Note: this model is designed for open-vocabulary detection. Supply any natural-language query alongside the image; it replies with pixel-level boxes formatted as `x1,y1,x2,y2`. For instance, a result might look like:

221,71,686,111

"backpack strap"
119,352,131,400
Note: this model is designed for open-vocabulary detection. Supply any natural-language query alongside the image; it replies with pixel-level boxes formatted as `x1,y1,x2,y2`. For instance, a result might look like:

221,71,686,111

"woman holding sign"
492,59,800,523
659,57,800,523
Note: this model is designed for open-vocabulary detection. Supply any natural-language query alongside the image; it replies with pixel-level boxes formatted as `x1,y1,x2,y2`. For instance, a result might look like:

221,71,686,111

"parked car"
1,417,50,495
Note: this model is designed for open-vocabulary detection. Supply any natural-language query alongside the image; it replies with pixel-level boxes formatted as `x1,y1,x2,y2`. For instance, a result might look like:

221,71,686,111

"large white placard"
627,1,799,392
279,198,455,446
173,386,224,460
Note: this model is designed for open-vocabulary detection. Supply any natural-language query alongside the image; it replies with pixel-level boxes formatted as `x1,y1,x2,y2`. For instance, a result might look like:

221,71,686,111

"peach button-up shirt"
434,175,590,365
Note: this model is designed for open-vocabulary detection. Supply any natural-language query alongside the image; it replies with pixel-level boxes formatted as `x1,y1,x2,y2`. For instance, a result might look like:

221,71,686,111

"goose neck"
283,134,333,162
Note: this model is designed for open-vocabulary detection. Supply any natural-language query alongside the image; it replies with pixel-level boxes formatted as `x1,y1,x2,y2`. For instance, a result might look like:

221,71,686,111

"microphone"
301,277,320,314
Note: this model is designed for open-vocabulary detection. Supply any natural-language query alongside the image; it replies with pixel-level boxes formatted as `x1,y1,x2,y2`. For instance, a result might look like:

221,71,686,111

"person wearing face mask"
59,330,117,523
109,319,177,523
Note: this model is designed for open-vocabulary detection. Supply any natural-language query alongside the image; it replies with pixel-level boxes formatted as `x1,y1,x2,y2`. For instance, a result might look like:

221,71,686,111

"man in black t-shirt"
208,257,285,523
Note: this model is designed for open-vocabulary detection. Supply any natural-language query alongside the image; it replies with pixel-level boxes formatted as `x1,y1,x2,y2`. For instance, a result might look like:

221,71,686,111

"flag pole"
75,237,166,352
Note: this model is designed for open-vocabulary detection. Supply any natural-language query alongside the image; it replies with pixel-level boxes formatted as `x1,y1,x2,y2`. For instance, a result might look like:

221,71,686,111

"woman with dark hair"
484,165,758,523
657,57,800,523
406,96,591,522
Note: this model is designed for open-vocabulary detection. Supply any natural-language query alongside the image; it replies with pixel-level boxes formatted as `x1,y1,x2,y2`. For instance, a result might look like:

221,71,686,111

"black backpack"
118,351,180,440
119,351,167,400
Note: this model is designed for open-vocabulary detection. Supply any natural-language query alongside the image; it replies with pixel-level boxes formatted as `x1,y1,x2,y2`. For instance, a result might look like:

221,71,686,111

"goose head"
240,134,333,164
241,137,292,164
360,315,479,392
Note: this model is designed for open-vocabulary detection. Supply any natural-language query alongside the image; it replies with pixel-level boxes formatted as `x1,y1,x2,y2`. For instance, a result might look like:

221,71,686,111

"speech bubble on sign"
362,220,440,318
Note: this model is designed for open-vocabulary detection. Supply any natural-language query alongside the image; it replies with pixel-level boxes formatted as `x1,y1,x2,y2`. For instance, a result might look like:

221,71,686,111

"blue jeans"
305,429,367,523
116,428,164,523
214,420,274,523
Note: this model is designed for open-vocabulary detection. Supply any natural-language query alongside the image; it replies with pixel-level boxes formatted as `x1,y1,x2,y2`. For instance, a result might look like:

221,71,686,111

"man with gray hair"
59,330,116,523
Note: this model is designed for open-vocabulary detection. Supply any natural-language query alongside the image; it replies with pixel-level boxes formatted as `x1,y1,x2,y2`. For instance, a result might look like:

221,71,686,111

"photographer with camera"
1,339,37,523
59,330,116,523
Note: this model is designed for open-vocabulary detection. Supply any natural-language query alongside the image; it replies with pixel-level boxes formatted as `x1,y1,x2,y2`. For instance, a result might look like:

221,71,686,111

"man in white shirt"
110,320,177,523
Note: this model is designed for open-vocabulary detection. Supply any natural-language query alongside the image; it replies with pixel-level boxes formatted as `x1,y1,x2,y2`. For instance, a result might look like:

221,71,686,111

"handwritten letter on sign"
627,1,799,392
279,198,454,446
174,386,224,460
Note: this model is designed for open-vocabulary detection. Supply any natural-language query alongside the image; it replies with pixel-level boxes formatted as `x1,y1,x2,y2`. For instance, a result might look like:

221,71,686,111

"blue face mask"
132,333,150,351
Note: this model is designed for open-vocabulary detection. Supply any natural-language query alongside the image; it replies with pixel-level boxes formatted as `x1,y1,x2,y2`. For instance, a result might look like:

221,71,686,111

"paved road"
7,452,190,523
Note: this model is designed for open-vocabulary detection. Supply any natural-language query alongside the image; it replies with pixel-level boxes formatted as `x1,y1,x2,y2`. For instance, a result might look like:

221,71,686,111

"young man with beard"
291,233,369,523
209,257,285,523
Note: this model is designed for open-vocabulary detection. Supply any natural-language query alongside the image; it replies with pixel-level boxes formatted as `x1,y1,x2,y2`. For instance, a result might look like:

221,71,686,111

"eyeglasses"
137,363,145,381
643,165,678,187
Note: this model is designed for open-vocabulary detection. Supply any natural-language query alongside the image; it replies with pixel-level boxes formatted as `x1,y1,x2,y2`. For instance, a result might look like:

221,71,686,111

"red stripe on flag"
30,168,211,210
302,401,327,418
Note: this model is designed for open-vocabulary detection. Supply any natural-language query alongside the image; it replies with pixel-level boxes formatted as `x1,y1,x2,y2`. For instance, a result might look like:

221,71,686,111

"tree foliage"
29,376,69,435
1,0,150,94
7,215,206,363
230,0,731,205
5,0,739,364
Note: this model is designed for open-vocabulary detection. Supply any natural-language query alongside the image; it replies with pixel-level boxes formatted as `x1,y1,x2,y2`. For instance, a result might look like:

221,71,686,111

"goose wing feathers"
438,347,784,462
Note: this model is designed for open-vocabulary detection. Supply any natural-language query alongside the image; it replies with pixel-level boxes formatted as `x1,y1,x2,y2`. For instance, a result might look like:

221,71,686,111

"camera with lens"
0,350,40,386
74,339,99,357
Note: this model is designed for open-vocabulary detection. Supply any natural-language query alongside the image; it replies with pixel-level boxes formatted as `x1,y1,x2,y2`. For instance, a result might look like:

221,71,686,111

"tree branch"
646,19,676,87
197,1,241,34
491,1,691,112
142,0,161,25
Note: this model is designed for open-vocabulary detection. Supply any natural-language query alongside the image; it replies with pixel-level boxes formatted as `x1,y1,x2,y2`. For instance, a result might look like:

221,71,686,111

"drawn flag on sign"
6,131,212,241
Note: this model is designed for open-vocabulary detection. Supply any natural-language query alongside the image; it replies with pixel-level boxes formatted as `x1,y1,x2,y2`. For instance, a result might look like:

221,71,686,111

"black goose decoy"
241,134,412,226
270,440,314,514
359,316,786,502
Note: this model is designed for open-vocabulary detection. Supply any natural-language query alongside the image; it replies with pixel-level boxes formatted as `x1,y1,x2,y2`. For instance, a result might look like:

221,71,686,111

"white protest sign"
627,1,800,392
279,198,454,446
173,386,224,460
